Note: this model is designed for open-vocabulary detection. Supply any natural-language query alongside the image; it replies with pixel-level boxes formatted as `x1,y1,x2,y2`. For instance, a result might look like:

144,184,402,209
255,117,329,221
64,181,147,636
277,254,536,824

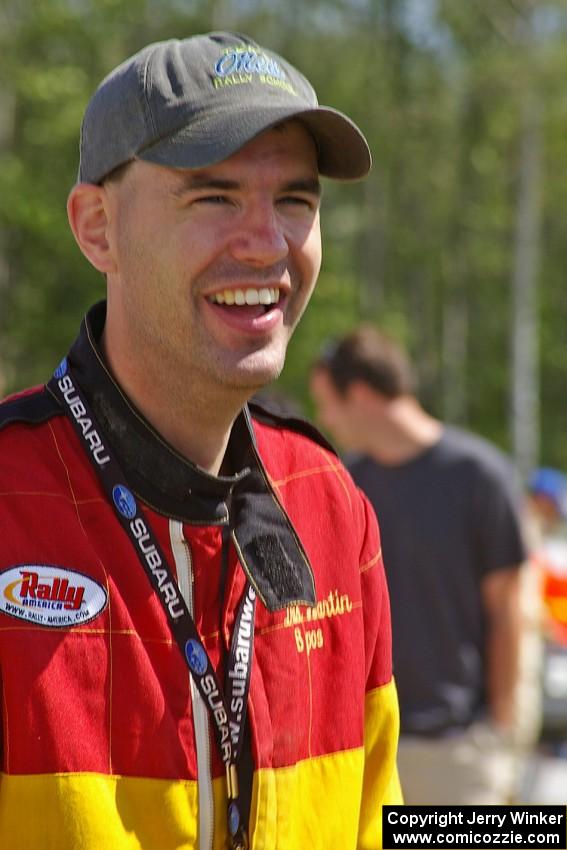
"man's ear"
67,183,117,274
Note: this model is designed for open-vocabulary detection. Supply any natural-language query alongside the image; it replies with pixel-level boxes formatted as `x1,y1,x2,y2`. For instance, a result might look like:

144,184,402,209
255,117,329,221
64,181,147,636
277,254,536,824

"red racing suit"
0,303,401,849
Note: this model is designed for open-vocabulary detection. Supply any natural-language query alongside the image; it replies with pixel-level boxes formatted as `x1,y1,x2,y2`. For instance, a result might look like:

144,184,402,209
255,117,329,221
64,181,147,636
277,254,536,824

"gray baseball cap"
78,31,371,184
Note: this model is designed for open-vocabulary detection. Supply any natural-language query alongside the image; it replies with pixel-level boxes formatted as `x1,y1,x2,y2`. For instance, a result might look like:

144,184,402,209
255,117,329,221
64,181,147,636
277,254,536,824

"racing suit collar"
65,301,316,610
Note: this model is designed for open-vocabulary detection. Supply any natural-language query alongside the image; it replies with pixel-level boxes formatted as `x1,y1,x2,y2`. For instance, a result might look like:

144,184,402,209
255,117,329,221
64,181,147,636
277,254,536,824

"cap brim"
138,104,371,181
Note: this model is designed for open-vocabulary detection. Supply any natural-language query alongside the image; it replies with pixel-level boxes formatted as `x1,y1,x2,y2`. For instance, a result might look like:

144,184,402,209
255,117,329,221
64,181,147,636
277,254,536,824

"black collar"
63,301,315,611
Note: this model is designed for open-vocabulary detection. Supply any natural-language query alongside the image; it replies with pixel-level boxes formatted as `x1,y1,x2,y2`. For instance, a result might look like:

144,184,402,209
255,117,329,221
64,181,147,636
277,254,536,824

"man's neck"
101,332,247,477
365,397,443,467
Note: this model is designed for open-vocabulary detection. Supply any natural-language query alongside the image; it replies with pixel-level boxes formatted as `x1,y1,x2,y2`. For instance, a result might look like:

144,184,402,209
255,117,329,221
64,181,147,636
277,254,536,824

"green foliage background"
1,0,566,468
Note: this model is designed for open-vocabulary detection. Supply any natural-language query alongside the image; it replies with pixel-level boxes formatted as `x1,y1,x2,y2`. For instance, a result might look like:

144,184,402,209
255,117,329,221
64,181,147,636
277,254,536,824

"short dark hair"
315,325,415,399
101,160,132,186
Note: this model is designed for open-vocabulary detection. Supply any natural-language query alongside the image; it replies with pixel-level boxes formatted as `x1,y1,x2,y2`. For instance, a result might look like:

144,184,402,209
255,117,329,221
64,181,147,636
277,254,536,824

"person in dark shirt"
311,325,527,804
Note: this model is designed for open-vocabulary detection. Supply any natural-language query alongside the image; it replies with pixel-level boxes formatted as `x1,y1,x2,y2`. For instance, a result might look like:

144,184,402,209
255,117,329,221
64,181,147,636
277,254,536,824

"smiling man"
0,32,401,850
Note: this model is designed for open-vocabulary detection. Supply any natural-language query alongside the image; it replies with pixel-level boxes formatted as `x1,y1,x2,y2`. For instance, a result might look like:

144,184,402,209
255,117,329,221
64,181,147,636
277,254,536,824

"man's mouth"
207,287,281,312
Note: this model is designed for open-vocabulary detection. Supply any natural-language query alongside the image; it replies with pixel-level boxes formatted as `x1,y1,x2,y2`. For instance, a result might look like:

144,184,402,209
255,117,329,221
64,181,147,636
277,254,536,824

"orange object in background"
542,566,567,646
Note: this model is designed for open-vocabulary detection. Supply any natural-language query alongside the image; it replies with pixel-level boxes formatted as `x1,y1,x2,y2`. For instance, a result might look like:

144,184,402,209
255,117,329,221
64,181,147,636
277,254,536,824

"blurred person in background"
310,325,528,805
527,468,567,539
525,468,567,752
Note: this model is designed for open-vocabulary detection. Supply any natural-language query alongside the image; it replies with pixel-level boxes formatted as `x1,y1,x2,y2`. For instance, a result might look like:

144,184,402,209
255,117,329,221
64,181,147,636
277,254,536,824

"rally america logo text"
0,565,108,628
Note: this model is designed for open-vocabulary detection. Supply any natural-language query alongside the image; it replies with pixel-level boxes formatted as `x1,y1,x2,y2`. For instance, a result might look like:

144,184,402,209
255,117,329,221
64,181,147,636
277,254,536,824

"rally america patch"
0,565,108,627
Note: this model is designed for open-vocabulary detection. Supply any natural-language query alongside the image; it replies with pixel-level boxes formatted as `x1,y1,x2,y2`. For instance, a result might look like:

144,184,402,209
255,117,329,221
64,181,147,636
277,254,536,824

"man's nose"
228,202,289,266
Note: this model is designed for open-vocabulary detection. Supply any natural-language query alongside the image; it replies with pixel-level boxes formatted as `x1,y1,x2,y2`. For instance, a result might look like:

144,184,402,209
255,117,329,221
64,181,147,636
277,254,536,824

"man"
0,33,401,850
311,325,527,805
527,467,567,534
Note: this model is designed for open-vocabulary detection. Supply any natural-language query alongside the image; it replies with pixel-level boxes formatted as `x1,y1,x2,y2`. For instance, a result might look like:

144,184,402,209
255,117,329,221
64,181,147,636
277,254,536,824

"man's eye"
279,196,315,208
194,195,230,204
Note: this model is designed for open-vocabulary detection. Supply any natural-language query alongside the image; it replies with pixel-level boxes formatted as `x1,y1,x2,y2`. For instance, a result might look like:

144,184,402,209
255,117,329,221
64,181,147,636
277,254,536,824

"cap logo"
213,47,296,96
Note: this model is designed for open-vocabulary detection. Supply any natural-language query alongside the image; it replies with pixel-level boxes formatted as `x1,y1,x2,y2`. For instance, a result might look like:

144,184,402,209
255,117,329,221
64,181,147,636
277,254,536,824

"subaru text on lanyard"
48,358,255,850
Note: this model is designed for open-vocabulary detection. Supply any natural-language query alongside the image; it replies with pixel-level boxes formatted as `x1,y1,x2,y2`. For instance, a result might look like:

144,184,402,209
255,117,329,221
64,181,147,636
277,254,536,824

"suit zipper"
169,520,214,850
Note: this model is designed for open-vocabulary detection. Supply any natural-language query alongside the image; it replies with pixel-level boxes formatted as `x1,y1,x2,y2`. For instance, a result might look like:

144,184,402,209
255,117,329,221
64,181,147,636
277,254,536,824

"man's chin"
221,347,286,390
229,366,284,394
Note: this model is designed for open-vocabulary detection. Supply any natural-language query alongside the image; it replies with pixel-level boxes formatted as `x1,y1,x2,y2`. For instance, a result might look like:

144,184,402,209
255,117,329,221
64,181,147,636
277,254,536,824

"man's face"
103,122,322,399
310,368,360,451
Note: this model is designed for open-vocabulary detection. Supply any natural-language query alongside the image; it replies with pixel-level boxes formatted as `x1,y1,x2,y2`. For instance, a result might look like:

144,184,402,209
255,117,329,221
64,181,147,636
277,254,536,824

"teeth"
208,287,282,306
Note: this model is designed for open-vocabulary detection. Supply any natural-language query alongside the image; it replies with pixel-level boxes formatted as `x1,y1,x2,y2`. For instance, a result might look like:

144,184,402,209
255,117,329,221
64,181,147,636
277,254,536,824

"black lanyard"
48,358,254,850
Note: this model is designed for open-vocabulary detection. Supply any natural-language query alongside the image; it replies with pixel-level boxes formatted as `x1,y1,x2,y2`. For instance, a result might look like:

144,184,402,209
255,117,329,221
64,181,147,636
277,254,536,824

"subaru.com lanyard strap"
48,359,255,850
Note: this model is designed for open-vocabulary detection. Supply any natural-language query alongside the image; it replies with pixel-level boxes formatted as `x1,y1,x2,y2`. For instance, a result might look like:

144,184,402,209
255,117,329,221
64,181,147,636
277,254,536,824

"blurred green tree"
2,0,567,472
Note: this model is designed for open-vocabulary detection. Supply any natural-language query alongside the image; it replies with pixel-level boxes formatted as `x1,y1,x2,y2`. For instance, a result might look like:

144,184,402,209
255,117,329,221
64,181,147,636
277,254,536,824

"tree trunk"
510,91,543,479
